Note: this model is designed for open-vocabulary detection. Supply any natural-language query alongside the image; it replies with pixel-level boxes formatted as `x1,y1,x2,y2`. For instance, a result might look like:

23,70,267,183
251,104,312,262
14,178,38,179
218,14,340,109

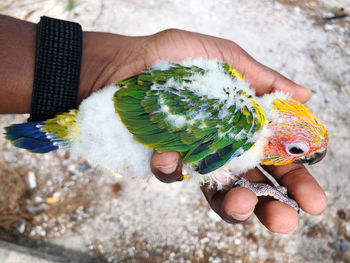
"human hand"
0,16,326,233
80,29,327,233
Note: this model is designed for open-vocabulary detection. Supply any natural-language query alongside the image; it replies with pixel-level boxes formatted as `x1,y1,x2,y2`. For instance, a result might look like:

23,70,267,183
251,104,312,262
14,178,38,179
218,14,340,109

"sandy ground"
0,0,350,262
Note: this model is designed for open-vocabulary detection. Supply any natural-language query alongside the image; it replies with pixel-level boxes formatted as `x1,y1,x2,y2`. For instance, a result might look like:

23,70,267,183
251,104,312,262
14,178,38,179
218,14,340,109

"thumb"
245,61,313,103
151,151,183,183
266,69,313,103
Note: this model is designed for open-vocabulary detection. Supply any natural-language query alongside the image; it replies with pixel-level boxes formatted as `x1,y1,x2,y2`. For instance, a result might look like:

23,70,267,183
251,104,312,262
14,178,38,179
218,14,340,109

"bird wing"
114,63,265,174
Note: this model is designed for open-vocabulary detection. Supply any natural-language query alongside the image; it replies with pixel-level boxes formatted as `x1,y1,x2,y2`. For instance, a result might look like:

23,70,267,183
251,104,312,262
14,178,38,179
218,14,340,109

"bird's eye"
286,143,309,156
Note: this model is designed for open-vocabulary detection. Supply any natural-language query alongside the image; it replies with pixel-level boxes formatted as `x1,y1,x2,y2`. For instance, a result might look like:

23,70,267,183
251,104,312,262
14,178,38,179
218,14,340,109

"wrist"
78,32,137,104
0,16,36,114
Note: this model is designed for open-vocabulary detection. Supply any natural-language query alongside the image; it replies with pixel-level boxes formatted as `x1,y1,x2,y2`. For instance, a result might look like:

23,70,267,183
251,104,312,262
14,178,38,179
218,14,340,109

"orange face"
261,99,328,166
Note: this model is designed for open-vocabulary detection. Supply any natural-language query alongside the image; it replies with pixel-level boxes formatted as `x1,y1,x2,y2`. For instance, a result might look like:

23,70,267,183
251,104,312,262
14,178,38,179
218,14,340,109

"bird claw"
233,178,300,213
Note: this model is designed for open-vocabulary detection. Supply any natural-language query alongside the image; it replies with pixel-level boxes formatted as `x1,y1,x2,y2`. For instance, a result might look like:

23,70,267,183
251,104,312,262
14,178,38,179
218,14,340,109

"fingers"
266,69,312,103
150,151,183,183
151,151,299,233
202,167,300,234
201,183,258,223
214,38,312,103
237,58,312,103
244,167,301,233
201,169,265,223
255,200,299,233
262,163,327,215
150,151,298,233
151,151,323,233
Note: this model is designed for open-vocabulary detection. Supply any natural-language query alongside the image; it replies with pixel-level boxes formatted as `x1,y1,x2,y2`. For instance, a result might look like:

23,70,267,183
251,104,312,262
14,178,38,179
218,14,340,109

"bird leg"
232,177,300,213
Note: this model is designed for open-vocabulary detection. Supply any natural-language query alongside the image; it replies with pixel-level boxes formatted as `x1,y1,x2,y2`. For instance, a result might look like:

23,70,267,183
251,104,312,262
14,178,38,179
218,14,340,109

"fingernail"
297,85,313,102
155,160,178,175
230,208,254,221
301,86,313,96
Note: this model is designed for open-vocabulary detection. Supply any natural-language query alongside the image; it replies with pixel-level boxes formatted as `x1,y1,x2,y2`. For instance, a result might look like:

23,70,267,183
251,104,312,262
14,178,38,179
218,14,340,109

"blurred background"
0,0,349,262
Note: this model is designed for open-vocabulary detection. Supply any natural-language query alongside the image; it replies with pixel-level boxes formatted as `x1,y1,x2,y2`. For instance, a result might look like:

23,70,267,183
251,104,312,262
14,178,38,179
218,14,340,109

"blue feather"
5,129,47,140
198,152,228,174
5,122,42,131
198,148,241,174
13,138,59,153
4,122,67,153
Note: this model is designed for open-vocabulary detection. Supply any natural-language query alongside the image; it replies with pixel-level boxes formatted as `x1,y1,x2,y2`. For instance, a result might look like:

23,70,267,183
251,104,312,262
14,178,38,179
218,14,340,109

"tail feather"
5,123,46,140
4,122,68,153
12,137,59,153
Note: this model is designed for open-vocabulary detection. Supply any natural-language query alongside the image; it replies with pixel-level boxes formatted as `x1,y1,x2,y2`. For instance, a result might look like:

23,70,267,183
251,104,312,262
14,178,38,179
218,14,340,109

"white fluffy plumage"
71,58,286,188
72,85,153,178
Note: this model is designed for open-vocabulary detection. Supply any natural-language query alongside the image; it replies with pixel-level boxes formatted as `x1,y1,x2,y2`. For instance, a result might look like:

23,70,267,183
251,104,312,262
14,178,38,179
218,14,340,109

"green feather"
217,144,238,160
149,112,168,123
141,96,161,113
203,119,218,128
182,139,215,163
113,62,265,174
131,123,164,135
209,135,233,151
191,126,217,139
243,141,254,151
133,131,180,146
180,131,202,145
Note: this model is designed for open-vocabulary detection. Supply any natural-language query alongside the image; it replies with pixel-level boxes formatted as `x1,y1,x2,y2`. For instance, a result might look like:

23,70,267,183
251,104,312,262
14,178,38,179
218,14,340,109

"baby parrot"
4,59,328,211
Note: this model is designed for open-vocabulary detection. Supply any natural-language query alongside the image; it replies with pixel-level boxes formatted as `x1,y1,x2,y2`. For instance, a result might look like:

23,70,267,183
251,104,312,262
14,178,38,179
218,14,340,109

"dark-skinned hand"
0,15,327,233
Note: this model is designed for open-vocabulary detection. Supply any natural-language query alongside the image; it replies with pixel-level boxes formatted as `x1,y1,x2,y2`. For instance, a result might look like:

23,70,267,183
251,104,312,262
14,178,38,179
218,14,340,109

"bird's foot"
233,177,300,213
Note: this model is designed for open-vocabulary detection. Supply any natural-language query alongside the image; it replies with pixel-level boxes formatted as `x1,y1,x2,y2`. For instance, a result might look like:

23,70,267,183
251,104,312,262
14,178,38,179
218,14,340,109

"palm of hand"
104,29,326,233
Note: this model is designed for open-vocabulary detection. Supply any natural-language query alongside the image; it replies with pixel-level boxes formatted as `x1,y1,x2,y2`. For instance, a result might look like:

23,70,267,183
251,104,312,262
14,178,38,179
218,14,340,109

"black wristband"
29,16,82,122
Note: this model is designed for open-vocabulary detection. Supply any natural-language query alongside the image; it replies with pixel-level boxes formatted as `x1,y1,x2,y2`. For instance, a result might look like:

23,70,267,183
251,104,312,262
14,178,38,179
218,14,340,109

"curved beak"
296,149,327,165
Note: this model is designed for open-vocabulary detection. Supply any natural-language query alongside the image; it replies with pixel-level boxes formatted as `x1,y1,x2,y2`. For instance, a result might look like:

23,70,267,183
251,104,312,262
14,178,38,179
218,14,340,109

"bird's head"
261,98,328,166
